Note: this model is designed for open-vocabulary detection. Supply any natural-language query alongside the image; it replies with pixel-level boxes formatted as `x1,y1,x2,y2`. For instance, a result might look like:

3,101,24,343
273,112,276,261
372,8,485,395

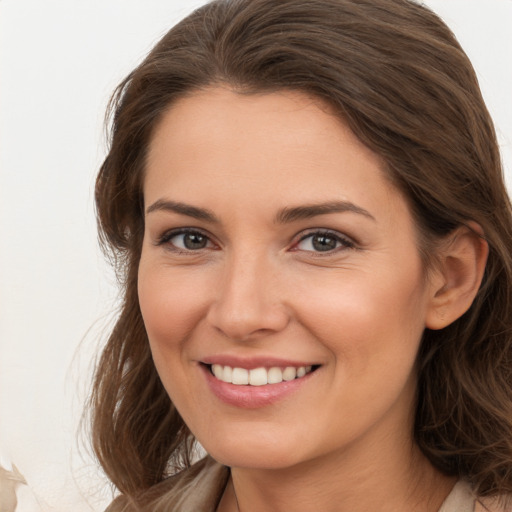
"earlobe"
425,222,489,330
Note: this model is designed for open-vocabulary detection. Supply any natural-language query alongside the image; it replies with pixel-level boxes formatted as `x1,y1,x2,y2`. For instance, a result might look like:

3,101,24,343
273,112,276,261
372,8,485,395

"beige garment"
0,464,27,512
105,457,229,512
438,481,474,512
439,480,512,512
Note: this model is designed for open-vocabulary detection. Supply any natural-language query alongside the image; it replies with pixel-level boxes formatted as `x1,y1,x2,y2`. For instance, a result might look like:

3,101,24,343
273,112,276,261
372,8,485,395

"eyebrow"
146,199,375,223
275,201,375,224
146,199,219,223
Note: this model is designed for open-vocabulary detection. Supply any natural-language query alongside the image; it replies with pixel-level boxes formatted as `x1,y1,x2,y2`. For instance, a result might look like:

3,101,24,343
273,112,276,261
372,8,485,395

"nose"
206,252,290,341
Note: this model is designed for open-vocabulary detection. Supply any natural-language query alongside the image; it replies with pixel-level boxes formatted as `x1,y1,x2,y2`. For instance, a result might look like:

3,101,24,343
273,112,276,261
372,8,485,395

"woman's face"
139,87,438,470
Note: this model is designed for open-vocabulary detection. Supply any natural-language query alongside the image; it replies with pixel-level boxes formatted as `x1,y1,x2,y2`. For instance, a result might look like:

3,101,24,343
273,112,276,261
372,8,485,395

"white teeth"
210,364,314,386
267,367,283,384
249,367,268,386
232,367,249,385
212,364,223,379
223,365,233,383
282,367,297,381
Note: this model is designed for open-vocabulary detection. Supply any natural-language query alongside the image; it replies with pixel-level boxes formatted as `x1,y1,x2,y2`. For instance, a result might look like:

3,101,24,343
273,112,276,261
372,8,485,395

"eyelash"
156,228,215,253
293,230,355,254
155,228,355,255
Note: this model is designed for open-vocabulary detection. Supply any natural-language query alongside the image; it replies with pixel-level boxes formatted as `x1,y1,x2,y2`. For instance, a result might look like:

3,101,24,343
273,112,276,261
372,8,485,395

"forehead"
144,86,404,221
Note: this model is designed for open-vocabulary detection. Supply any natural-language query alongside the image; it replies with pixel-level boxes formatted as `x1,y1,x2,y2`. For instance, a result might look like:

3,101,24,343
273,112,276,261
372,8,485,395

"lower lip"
201,365,316,409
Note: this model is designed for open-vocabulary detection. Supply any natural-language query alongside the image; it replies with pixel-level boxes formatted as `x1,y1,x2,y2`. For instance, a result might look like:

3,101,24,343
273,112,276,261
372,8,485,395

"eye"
157,229,214,251
294,231,354,253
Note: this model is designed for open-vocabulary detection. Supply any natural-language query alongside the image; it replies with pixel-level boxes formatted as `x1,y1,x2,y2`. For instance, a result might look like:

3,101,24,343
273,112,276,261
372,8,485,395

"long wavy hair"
91,0,512,506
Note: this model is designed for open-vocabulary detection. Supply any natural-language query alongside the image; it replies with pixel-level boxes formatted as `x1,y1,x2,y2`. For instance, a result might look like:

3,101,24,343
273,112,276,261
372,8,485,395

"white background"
1,1,511,510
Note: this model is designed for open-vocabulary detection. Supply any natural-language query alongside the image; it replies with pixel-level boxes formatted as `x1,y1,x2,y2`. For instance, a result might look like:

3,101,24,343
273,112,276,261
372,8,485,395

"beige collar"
438,481,474,512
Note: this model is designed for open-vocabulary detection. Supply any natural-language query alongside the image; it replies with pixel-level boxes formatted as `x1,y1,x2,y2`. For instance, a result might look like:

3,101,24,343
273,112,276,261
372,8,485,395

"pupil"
312,234,337,251
184,233,207,249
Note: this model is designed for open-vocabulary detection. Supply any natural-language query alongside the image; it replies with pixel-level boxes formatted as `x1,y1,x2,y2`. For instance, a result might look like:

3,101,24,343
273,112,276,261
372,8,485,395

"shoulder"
104,456,229,512
158,455,229,511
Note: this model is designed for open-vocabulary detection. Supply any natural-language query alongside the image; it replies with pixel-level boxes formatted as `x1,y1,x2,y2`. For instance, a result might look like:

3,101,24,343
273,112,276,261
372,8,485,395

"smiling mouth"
207,364,319,386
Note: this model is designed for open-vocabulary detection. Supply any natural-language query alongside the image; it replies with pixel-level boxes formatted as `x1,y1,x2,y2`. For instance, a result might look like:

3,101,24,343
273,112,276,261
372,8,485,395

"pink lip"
200,363,318,409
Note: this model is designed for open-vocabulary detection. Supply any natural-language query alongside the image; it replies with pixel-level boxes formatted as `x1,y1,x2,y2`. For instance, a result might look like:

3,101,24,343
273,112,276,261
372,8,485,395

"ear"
425,222,488,330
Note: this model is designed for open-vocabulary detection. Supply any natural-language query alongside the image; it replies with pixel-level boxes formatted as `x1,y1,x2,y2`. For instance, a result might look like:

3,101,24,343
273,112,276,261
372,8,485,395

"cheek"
137,262,212,406
293,268,427,437
137,268,217,422
292,265,428,372
138,262,213,349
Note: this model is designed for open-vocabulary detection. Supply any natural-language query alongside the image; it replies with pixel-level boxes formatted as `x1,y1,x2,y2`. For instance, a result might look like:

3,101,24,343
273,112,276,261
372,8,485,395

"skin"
138,87,469,511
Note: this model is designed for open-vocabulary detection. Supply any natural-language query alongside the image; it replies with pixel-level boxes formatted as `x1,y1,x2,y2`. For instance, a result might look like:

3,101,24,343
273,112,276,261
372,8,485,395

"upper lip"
200,355,319,370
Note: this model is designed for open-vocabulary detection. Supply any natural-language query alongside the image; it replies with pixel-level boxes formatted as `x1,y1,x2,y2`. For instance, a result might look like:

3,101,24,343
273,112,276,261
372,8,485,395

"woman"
90,0,512,510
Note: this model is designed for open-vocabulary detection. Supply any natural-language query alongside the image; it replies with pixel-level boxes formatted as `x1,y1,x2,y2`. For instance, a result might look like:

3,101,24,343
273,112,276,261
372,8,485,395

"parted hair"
91,0,512,506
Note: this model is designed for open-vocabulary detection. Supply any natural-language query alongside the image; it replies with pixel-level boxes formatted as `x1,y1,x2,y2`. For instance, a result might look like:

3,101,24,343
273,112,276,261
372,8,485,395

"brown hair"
91,0,512,505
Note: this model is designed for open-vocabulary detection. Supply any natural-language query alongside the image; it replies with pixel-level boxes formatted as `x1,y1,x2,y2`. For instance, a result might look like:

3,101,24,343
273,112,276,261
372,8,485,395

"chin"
199,431,310,470
199,434,292,469
209,448,302,470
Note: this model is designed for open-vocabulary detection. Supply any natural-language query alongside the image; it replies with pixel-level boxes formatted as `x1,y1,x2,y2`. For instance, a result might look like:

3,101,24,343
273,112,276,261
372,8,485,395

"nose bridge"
207,246,289,340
